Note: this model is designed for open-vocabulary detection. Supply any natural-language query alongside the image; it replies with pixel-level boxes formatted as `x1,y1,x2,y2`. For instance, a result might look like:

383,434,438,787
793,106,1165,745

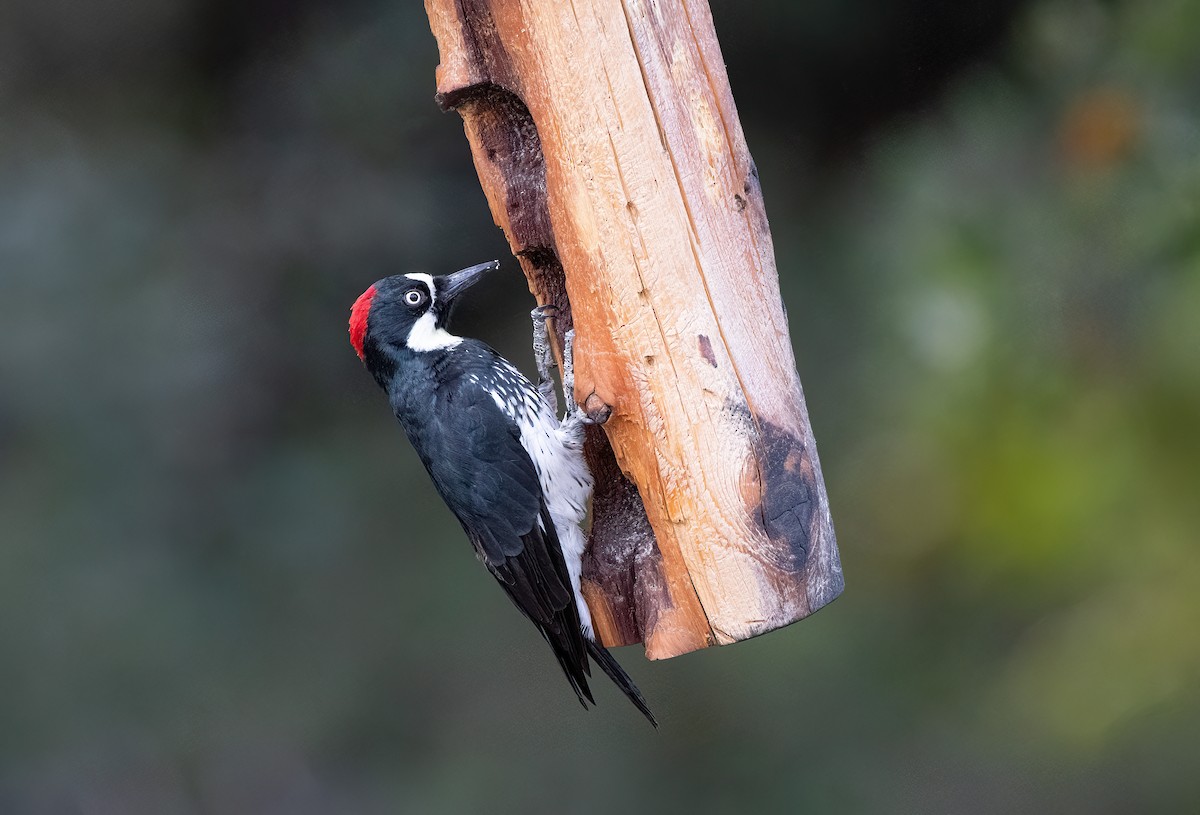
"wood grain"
424,0,843,659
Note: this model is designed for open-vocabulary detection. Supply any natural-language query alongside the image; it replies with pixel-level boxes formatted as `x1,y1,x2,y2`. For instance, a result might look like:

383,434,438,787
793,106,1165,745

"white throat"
405,310,462,351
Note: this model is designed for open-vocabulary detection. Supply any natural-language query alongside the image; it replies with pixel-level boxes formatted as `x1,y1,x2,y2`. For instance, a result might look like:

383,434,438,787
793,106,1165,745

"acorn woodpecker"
349,260,656,725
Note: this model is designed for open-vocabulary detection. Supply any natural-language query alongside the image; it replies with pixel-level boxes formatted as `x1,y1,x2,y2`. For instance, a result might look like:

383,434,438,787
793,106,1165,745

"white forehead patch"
403,273,437,304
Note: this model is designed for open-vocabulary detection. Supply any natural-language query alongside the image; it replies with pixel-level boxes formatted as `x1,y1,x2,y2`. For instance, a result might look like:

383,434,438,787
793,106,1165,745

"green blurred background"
2,0,1198,811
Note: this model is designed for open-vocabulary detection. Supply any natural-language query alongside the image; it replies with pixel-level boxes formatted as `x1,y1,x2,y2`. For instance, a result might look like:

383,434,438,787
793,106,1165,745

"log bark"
424,0,843,659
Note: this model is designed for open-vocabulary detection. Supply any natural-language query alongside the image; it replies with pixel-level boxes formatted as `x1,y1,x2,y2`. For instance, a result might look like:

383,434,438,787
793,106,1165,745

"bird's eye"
404,289,426,307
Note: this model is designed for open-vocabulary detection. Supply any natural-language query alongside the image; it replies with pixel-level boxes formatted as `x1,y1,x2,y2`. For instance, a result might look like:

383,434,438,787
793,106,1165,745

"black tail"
587,640,658,727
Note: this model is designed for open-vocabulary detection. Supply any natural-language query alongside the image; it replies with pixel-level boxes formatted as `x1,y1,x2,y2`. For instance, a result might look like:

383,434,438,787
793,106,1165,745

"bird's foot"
531,305,559,415
562,328,594,425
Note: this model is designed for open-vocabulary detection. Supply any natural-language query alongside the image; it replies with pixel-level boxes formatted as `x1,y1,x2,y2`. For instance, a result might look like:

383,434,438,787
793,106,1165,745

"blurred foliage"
1,0,1198,812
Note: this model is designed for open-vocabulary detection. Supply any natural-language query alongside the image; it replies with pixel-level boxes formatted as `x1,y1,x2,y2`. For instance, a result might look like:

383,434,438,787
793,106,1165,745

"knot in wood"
584,393,612,425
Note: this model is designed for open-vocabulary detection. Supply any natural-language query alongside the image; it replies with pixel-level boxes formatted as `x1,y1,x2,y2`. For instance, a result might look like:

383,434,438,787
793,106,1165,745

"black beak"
438,260,499,307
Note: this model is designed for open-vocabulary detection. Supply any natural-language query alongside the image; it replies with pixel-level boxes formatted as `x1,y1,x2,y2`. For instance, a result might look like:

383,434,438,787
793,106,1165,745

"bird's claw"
530,308,590,426
531,304,559,414
562,328,583,423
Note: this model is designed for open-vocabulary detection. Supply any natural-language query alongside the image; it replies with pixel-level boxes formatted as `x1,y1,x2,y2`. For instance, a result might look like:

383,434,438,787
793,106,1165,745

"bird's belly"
520,414,592,526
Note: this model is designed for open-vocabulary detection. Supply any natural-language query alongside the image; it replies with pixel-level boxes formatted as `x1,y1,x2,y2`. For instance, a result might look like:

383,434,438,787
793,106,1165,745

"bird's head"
349,260,498,370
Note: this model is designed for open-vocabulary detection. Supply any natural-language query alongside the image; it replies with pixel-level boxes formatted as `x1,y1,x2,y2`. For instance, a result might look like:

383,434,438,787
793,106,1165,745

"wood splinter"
424,0,843,659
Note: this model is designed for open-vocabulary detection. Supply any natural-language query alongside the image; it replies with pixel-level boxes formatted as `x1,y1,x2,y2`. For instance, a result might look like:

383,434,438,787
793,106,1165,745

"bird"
349,260,656,726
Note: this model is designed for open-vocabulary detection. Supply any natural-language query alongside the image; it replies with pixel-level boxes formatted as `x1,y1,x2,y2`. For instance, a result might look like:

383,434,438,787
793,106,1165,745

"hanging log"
423,0,843,659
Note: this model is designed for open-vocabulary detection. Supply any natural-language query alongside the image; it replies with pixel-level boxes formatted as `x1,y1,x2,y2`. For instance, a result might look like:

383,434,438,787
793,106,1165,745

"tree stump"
424,0,843,659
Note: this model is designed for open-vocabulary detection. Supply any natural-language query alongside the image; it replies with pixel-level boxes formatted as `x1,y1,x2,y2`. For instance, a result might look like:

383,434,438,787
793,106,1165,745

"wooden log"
424,0,843,659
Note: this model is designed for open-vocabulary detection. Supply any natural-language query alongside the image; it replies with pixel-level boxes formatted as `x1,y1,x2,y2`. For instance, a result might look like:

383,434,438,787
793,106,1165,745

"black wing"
396,375,596,707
